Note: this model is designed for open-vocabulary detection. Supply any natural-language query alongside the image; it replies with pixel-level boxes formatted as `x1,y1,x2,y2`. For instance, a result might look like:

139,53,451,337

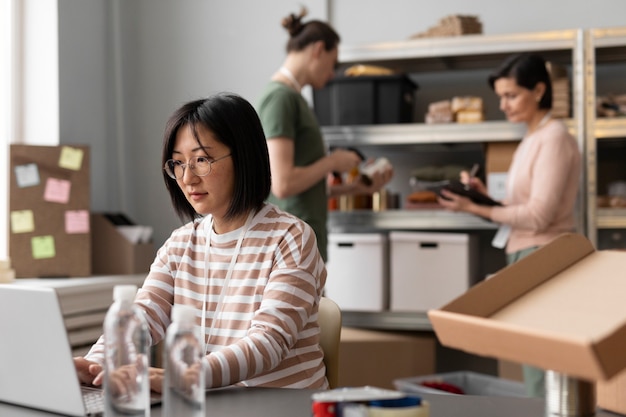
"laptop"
0,285,159,416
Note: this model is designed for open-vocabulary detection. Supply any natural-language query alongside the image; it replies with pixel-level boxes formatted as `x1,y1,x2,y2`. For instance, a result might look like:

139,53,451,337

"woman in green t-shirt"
256,8,392,261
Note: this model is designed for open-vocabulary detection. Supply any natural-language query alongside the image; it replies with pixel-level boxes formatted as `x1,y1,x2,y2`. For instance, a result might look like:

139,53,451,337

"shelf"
328,209,497,232
597,208,626,228
342,311,432,332
595,118,626,139
322,120,577,147
587,27,626,246
592,27,626,63
338,30,581,73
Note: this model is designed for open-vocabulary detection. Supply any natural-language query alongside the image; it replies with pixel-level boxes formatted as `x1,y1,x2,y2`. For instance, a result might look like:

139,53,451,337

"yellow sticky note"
31,236,56,259
59,146,84,171
10,210,35,233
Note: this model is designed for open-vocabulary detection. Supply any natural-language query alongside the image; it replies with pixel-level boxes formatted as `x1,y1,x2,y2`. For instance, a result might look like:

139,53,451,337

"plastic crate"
394,371,526,397
313,74,418,126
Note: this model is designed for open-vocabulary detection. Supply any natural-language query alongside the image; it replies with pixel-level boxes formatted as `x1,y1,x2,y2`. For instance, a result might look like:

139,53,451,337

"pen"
469,163,479,181
464,163,479,190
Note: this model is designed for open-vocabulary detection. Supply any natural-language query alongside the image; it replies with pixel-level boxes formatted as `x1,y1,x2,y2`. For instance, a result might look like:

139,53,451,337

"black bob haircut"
161,93,271,223
488,53,553,110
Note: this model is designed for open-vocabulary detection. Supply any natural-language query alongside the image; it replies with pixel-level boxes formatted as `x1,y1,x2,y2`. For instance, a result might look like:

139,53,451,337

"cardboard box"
326,233,388,312
597,368,626,415
91,213,155,275
428,233,626,382
498,360,523,382
339,327,436,389
484,141,519,175
484,141,519,199
389,232,479,312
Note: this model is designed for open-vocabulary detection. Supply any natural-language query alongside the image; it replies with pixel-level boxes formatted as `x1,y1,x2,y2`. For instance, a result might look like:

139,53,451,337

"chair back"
318,296,342,388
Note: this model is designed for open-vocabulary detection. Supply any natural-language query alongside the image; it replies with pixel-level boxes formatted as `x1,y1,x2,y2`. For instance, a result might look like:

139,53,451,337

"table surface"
0,387,622,417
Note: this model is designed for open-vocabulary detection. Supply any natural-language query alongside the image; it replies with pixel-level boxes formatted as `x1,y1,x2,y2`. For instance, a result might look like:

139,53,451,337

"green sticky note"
59,146,84,171
10,210,35,233
31,236,56,259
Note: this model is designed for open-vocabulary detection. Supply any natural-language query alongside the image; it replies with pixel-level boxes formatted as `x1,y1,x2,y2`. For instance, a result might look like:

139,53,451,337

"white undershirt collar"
279,66,302,92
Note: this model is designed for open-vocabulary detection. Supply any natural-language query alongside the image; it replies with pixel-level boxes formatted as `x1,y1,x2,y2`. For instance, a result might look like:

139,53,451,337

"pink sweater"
491,119,582,254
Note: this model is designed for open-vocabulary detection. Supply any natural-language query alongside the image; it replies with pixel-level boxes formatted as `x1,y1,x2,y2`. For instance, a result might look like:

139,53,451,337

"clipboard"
427,179,502,207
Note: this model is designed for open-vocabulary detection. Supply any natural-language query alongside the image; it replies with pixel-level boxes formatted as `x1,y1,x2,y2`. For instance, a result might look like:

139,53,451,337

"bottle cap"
172,304,196,324
113,285,138,302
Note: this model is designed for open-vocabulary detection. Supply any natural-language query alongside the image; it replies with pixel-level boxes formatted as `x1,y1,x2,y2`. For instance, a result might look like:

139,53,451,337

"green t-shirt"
257,82,328,261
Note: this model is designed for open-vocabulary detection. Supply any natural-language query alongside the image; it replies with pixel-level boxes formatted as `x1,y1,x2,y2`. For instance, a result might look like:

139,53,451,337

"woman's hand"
437,189,474,213
149,367,164,394
460,170,489,195
438,188,494,221
354,164,394,194
74,357,103,386
328,149,362,173
149,364,202,397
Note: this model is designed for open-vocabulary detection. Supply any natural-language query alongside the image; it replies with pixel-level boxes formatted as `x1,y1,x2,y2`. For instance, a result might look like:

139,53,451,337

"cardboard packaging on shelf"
484,141,520,201
428,233,626,383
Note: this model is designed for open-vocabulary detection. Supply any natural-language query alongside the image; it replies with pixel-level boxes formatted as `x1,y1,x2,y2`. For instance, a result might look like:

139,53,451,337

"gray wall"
57,0,626,246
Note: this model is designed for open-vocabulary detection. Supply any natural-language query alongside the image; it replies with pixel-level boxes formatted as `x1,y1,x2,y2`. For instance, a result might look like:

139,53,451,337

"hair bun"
281,7,308,37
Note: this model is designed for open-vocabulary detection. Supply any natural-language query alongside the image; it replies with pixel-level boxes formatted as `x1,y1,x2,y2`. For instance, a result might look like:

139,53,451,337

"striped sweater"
85,203,328,389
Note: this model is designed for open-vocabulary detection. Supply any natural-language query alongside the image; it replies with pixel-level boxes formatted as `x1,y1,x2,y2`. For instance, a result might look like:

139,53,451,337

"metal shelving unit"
325,28,585,233
328,209,497,232
585,27,626,246
321,29,588,331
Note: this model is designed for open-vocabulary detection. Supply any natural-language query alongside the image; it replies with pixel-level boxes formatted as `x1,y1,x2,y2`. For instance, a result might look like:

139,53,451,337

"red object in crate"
421,380,465,394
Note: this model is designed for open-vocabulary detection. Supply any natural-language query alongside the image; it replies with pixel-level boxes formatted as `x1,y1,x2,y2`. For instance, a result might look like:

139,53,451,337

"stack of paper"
0,258,16,283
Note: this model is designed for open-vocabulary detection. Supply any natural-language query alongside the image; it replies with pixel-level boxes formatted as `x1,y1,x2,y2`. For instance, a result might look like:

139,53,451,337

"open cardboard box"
91,213,155,275
428,233,626,383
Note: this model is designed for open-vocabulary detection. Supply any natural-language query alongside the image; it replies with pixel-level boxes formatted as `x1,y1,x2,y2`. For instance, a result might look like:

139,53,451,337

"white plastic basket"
394,371,526,397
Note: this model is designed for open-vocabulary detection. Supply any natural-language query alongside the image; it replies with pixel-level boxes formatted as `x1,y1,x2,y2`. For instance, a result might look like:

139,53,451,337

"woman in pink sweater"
438,53,582,398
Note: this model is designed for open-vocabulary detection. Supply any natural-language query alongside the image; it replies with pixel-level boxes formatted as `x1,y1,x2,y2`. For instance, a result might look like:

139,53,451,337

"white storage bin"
389,232,478,312
394,371,526,397
325,233,388,312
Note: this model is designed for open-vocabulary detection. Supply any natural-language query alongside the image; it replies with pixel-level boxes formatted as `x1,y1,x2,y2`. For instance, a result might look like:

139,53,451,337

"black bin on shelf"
313,74,418,126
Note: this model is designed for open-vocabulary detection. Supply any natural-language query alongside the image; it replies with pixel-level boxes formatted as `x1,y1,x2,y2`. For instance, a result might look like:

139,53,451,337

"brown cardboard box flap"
429,233,626,382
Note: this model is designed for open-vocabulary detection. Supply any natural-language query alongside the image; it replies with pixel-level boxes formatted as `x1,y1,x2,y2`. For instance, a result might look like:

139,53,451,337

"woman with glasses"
74,93,329,390
256,8,393,261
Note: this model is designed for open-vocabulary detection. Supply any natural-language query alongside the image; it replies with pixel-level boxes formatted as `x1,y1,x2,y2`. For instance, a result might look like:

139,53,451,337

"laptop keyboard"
81,385,105,415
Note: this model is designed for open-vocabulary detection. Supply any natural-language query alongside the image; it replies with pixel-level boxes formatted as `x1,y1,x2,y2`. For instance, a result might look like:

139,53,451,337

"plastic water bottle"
103,285,150,416
163,304,205,417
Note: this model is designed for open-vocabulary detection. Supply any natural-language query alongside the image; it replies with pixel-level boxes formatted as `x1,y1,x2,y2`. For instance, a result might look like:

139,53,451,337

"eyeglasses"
164,154,231,179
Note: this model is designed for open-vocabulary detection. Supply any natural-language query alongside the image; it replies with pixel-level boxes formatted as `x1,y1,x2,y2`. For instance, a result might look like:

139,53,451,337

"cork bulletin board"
9,144,91,278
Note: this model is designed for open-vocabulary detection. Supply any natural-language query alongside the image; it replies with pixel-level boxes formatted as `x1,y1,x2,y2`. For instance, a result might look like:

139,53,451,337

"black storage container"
313,74,418,126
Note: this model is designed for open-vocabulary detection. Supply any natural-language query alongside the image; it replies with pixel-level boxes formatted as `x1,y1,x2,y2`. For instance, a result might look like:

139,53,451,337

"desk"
0,388,620,417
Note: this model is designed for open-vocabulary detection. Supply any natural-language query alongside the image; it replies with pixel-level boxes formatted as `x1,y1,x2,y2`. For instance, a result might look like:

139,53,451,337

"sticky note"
31,235,56,259
14,163,40,188
10,210,35,233
59,146,84,171
44,178,71,204
65,210,90,234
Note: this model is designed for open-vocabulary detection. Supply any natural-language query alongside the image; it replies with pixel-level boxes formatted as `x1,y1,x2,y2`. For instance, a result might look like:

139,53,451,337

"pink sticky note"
44,178,71,204
65,210,90,234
